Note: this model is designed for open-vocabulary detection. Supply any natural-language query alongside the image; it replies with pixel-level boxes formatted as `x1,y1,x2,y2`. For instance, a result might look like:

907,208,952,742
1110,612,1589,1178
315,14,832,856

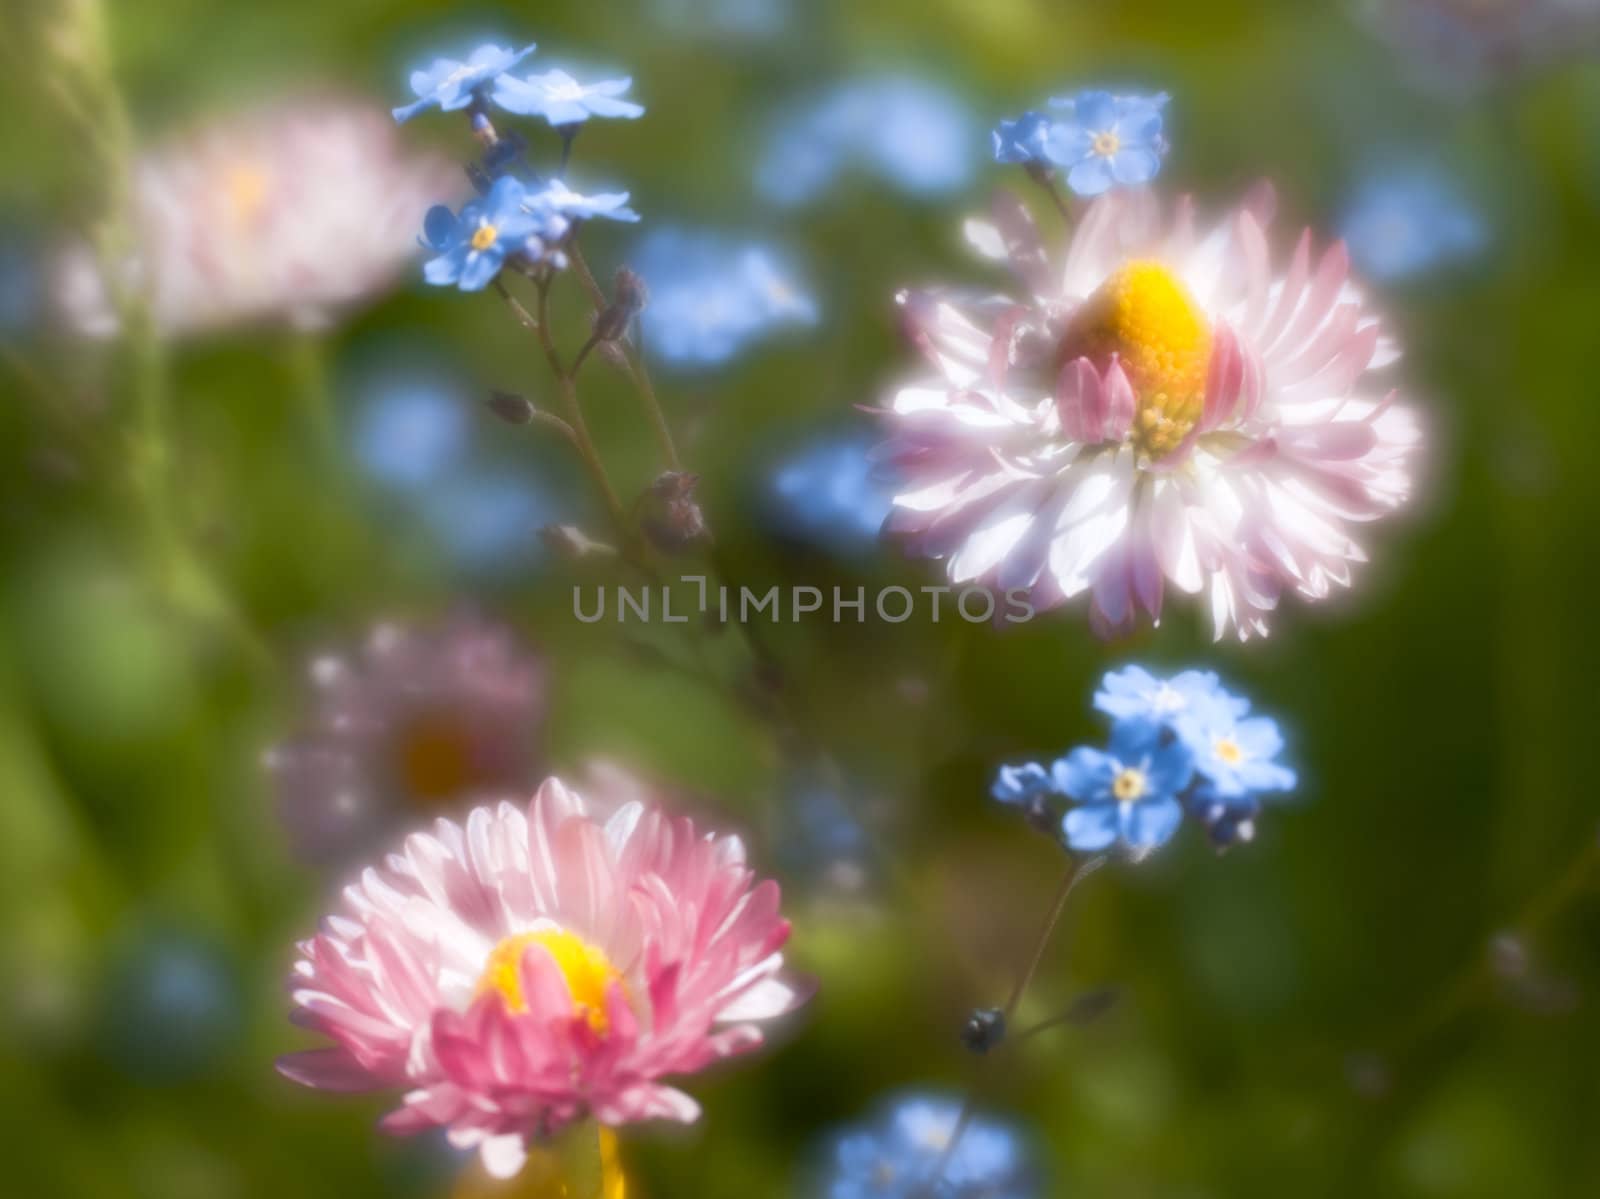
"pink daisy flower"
55,94,460,338
876,184,1422,639
265,616,546,866
278,778,804,1179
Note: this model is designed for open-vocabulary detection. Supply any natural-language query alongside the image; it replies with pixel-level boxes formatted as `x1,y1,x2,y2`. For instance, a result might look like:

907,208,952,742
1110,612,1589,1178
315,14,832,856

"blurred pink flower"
279,779,804,1178
875,185,1422,640
265,616,545,865
55,96,459,337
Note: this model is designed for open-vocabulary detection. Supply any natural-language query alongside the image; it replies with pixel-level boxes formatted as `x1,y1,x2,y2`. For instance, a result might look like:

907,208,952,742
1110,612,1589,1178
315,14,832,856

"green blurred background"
3,0,1599,1195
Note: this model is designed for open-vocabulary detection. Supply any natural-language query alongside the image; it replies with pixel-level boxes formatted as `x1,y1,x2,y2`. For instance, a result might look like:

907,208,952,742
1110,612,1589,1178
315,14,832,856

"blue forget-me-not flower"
631,227,817,367
828,1093,1036,1198
1053,718,1194,853
1340,162,1488,283
764,429,895,557
393,43,537,123
421,176,552,291
992,666,1298,856
990,90,1169,196
493,68,645,127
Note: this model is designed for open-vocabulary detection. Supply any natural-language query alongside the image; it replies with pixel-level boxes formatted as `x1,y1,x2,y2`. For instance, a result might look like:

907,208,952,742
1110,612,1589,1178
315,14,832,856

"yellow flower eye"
470,223,500,252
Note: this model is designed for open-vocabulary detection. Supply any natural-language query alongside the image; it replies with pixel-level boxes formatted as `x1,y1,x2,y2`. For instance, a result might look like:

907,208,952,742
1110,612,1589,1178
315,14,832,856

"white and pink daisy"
56,95,460,337
278,778,804,1179
875,184,1423,639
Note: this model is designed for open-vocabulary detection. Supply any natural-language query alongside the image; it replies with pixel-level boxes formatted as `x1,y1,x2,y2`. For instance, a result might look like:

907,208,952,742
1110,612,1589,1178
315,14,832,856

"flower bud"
593,267,648,342
485,390,535,426
961,1007,1006,1054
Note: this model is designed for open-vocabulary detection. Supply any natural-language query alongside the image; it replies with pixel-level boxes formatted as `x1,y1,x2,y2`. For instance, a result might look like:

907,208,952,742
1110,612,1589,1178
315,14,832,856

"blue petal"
422,250,464,286
421,205,459,250
1066,155,1115,196
1236,716,1284,759
1107,717,1164,765
1042,123,1094,166
1063,804,1120,851
1051,747,1114,800
457,248,505,292
392,96,433,124
1073,90,1117,132
1144,738,1195,796
584,95,645,119
1112,146,1161,186
1121,796,1183,849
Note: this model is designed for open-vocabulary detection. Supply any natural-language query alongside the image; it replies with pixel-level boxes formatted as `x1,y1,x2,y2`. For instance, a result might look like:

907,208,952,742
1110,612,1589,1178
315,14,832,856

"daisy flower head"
279,778,804,1178
263,615,546,865
393,43,538,123
828,1092,1036,1198
54,98,460,338
493,68,645,128
878,177,1423,640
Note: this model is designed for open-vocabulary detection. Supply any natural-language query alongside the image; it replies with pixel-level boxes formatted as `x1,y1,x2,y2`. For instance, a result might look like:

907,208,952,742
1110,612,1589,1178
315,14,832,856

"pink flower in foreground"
875,185,1422,639
55,95,459,337
279,779,804,1178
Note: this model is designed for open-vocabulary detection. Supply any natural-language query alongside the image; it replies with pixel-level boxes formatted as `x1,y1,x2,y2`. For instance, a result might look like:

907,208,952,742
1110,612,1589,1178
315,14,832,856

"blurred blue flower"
828,1093,1036,1198
493,68,644,127
990,761,1053,808
631,227,817,367
422,176,548,291
1042,89,1169,196
98,925,243,1082
648,0,791,39
1340,163,1488,282
991,111,1051,164
1053,718,1194,853
1094,665,1245,725
348,370,470,491
393,42,537,123
418,468,555,575
0,226,39,339
1175,695,1297,801
773,773,872,890
758,75,975,207
765,429,893,555
526,177,640,224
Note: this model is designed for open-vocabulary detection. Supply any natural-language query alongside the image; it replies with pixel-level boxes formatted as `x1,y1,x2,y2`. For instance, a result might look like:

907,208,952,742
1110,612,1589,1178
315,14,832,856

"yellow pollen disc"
1214,737,1245,765
1058,259,1214,457
470,223,500,252
1092,129,1121,158
223,163,270,226
1112,767,1148,802
477,928,621,1033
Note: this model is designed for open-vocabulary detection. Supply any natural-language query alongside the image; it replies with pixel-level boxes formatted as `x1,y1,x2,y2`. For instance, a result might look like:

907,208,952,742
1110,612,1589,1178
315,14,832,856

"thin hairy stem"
569,242,682,471
920,854,1107,1194
531,276,629,530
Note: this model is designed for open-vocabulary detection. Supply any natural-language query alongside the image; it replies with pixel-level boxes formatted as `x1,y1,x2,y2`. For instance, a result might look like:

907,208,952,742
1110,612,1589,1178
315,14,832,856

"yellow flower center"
395,713,484,805
1111,767,1148,802
223,163,270,227
1058,259,1214,458
470,223,500,252
477,928,621,1033
1091,129,1121,158
1214,737,1245,765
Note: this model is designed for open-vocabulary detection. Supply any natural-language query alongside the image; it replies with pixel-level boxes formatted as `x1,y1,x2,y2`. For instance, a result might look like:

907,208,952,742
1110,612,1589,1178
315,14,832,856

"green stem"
569,242,681,471
921,854,1106,1194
